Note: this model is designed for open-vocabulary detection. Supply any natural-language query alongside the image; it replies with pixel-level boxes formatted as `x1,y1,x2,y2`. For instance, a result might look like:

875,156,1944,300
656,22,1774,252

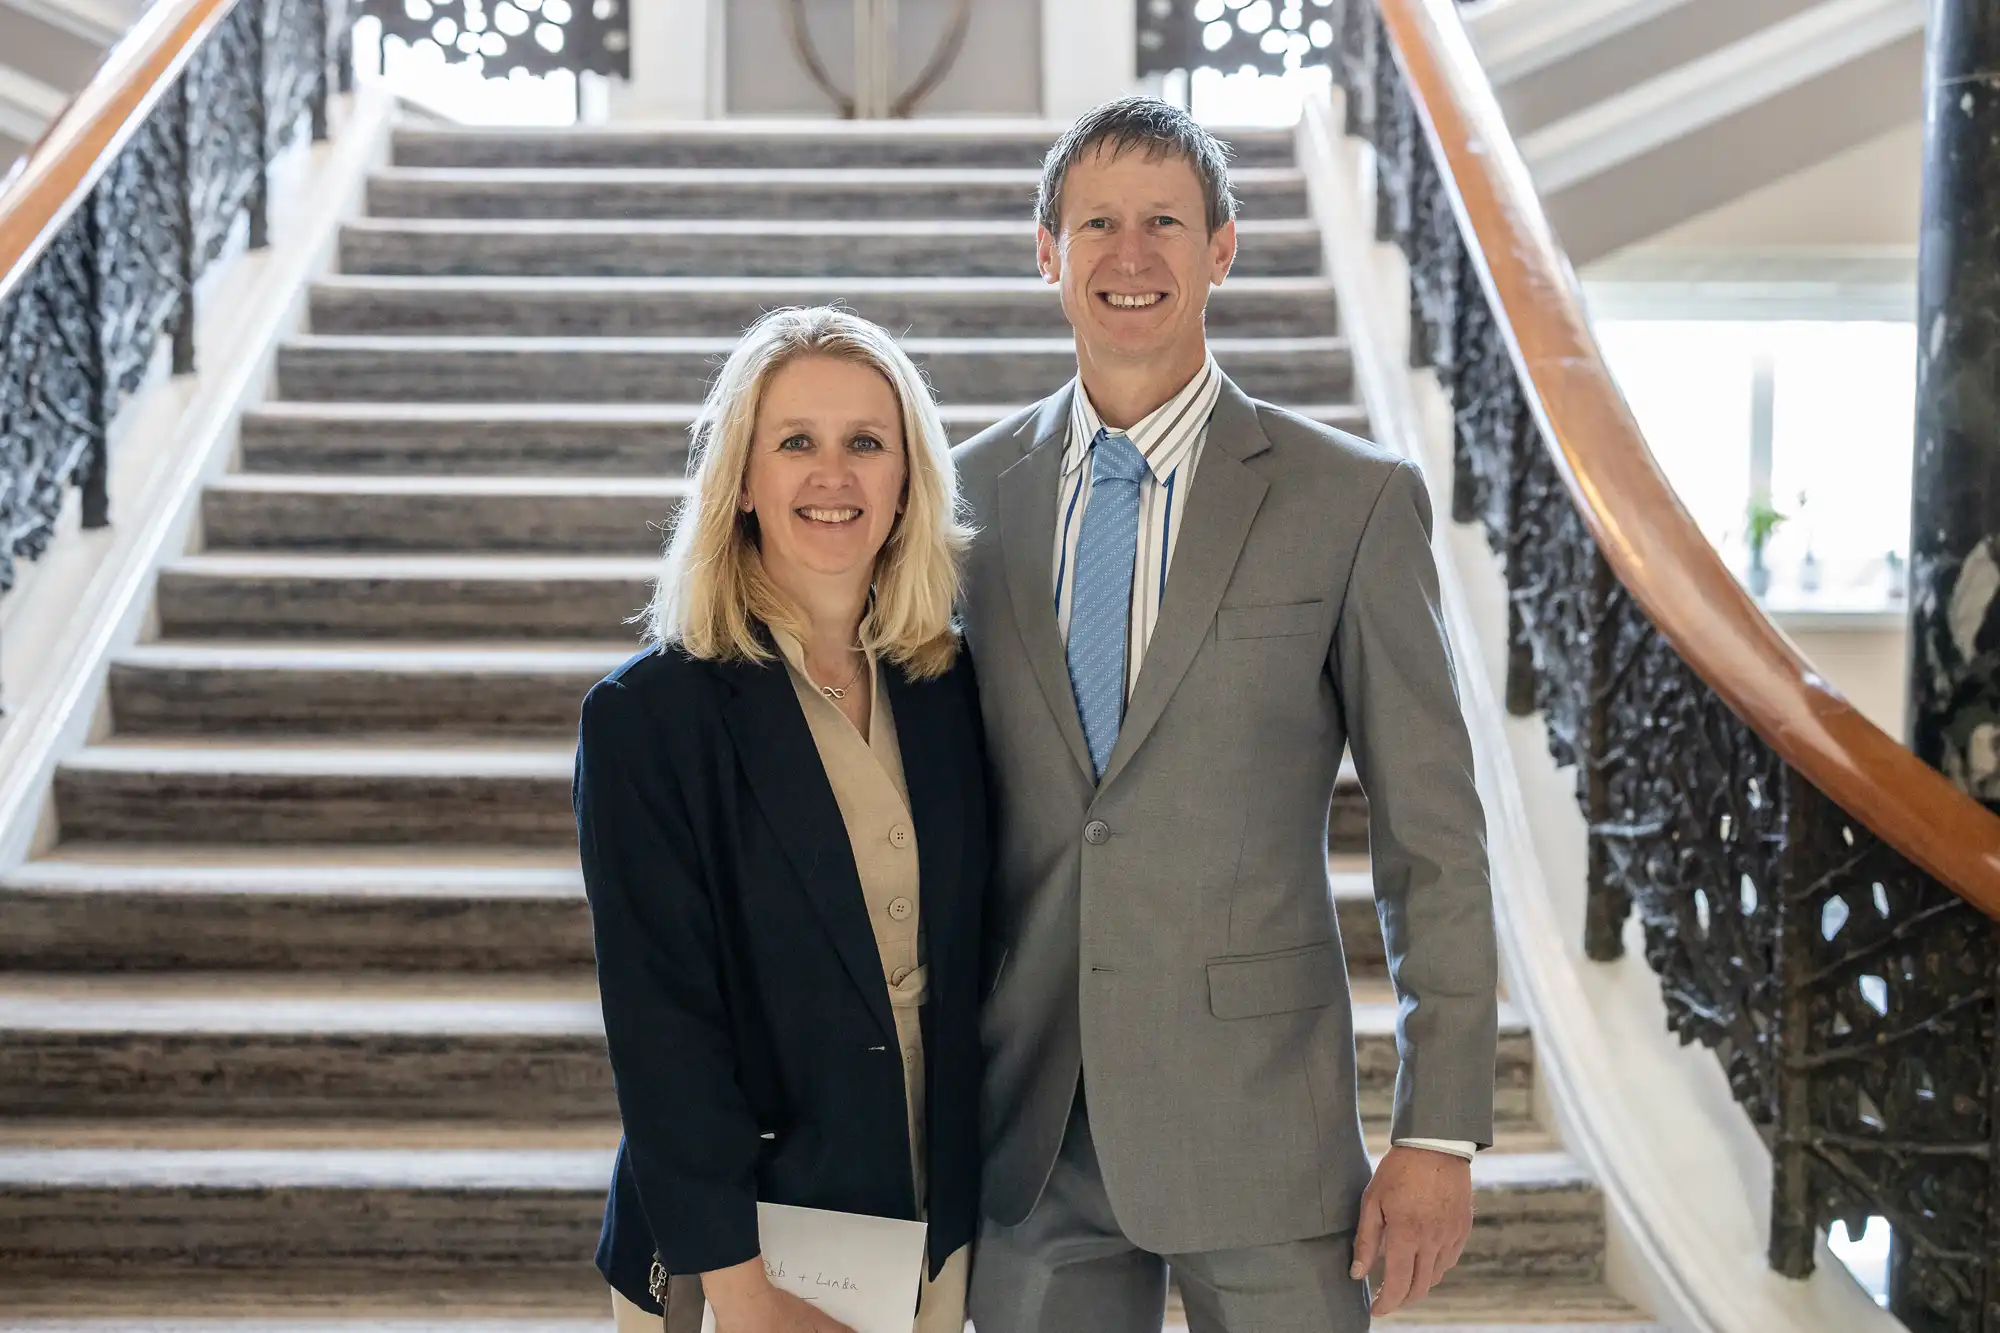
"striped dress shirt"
1051,355,1222,697
1048,356,1479,1165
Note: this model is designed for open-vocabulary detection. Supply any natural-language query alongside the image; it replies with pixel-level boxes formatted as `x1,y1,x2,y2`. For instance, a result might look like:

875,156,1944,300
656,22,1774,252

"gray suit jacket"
952,373,1498,1256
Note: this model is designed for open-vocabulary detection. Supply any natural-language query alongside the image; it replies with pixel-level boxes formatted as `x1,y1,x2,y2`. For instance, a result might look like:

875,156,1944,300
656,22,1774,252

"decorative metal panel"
1137,0,1342,79
356,0,630,80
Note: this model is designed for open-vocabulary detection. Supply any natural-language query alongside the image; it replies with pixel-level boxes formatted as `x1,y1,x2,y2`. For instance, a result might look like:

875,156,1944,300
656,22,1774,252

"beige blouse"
774,631,969,1333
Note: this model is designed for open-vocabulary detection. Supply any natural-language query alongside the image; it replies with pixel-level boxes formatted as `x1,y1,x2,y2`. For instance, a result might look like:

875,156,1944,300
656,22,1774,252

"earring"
740,498,754,513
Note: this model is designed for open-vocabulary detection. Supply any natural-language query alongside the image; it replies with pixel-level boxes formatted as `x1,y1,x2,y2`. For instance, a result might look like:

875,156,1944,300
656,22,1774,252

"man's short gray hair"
1035,95,1238,237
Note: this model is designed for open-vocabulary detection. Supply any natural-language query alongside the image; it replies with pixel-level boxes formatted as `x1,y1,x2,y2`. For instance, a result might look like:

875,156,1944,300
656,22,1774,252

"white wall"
1042,0,1136,122
608,0,722,119
1636,120,1922,253
1778,614,1909,739
721,0,1040,118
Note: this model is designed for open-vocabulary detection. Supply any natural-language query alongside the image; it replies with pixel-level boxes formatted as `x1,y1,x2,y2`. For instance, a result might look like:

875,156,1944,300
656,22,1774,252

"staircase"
0,120,1655,1331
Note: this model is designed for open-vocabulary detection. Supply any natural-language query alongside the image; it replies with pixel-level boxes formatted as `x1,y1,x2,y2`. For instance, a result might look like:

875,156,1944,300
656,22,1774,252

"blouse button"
890,965,913,985
887,896,914,921
889,824,911,849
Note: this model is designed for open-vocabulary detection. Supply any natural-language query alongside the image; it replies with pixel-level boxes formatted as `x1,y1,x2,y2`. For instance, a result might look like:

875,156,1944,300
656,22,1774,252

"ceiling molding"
1465,0,1697,83
1521,0,1925,192
0,62,65,143
1583,245,1918,320
0,0,126,45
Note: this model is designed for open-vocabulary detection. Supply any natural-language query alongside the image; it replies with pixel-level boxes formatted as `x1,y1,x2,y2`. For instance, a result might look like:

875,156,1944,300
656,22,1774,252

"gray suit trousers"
968,1090,1371,1333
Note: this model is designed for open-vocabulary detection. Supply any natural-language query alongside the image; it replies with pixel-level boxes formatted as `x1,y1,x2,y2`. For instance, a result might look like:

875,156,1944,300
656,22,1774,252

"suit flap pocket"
1207,941,1340,1019
1217,599,1325,641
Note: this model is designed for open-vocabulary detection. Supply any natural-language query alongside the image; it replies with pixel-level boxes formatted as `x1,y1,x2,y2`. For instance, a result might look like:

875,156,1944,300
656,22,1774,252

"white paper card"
698,1202,928,1333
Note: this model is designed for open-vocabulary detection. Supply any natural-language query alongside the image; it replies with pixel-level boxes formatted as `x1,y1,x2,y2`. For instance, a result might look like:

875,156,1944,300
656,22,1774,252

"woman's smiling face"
742,353,909,589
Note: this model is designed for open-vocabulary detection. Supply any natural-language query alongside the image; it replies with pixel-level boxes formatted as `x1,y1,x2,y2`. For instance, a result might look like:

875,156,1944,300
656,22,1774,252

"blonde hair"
644,306,971,679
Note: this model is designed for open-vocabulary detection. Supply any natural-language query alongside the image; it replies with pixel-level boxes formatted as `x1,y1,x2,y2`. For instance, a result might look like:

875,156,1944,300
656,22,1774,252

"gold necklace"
818,655,865,702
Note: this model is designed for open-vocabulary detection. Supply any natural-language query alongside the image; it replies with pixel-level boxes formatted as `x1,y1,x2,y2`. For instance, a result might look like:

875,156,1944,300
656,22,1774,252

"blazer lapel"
1099,375,1272,789
998,384,1095,783
881,664,966,986
717,658,897,1044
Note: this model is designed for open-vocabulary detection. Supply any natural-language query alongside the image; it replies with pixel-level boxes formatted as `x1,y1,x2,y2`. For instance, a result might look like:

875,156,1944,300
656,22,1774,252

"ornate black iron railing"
1146,2,2000,1330
0,0,350,711
354,0,627,83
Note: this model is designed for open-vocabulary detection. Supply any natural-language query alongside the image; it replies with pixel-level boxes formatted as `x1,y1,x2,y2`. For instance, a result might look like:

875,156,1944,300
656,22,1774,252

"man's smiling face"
1038,144,1237,380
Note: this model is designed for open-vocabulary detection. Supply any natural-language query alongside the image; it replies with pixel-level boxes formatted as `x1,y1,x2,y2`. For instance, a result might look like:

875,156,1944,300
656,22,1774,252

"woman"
576,306,988,1333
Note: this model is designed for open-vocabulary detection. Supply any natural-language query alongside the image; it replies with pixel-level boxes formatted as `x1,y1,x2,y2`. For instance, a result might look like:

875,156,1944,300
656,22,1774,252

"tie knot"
1089,429,1150,487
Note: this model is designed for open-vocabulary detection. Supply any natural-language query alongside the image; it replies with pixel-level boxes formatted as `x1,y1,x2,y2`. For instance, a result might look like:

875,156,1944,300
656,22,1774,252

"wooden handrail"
1376,0,2000,912
0,0,241,306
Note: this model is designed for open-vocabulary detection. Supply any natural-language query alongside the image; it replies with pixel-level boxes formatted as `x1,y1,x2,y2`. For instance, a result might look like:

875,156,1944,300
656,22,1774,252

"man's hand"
703,1256,857,1333
1350,1145,1473,1317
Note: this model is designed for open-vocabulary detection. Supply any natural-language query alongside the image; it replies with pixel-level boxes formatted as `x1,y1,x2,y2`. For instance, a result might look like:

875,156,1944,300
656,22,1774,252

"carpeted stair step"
154,553,656,640
0,1281,1663,1330
238,403,702,475
274,335,1353,406
386,123,1299,171
51,743,580,846
236,401,1369,475
107,643,627,736
0,848,1389,976
0,1129,1587,1294
200,475,687,553
0,976,1532,1124
50,742,1372,851
306,274,1342,339
0,850,599,972
363,165,1310,222
336,217,1324,280
0,1123,620,1283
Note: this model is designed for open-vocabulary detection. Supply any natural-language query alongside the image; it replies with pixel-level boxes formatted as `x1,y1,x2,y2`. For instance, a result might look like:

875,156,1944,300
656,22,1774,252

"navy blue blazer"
574,638,991,1313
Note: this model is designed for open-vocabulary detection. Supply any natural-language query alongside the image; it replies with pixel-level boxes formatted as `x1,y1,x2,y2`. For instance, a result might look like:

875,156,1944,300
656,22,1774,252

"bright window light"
352,15,579,125
1596,317,1915,607
1829,1215,1891,1307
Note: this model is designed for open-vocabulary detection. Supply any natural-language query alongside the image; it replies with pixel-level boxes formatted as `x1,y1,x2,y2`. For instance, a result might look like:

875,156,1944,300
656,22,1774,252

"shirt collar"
768,622,878,692
1062,354,1223,485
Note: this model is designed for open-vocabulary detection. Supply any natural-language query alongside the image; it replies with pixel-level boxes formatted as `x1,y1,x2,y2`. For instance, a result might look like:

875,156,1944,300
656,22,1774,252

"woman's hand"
703,1256,858,1333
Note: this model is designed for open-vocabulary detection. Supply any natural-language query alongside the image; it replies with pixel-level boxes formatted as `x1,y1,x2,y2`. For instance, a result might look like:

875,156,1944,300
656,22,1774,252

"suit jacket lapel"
881,664,966,986
717,657,897,1044
998,383,1095,783
1099,375,1272,789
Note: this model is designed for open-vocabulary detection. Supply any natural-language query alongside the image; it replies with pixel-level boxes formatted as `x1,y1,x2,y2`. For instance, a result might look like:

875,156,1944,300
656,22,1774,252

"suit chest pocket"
1217,598,1325,642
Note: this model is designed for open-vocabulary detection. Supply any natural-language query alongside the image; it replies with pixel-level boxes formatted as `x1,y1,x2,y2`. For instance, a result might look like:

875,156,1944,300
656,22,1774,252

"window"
1594,317,1915,609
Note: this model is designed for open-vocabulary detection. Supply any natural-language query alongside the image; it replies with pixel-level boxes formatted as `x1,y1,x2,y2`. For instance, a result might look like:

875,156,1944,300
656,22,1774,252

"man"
951,96,1498,1332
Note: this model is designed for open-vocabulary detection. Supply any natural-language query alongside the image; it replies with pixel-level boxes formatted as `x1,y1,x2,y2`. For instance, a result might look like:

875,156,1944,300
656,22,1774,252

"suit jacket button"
1084,820,1111,845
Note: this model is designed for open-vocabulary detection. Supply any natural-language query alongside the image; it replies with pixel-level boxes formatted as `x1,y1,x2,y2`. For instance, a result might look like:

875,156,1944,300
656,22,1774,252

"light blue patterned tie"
1066,428,1150,780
